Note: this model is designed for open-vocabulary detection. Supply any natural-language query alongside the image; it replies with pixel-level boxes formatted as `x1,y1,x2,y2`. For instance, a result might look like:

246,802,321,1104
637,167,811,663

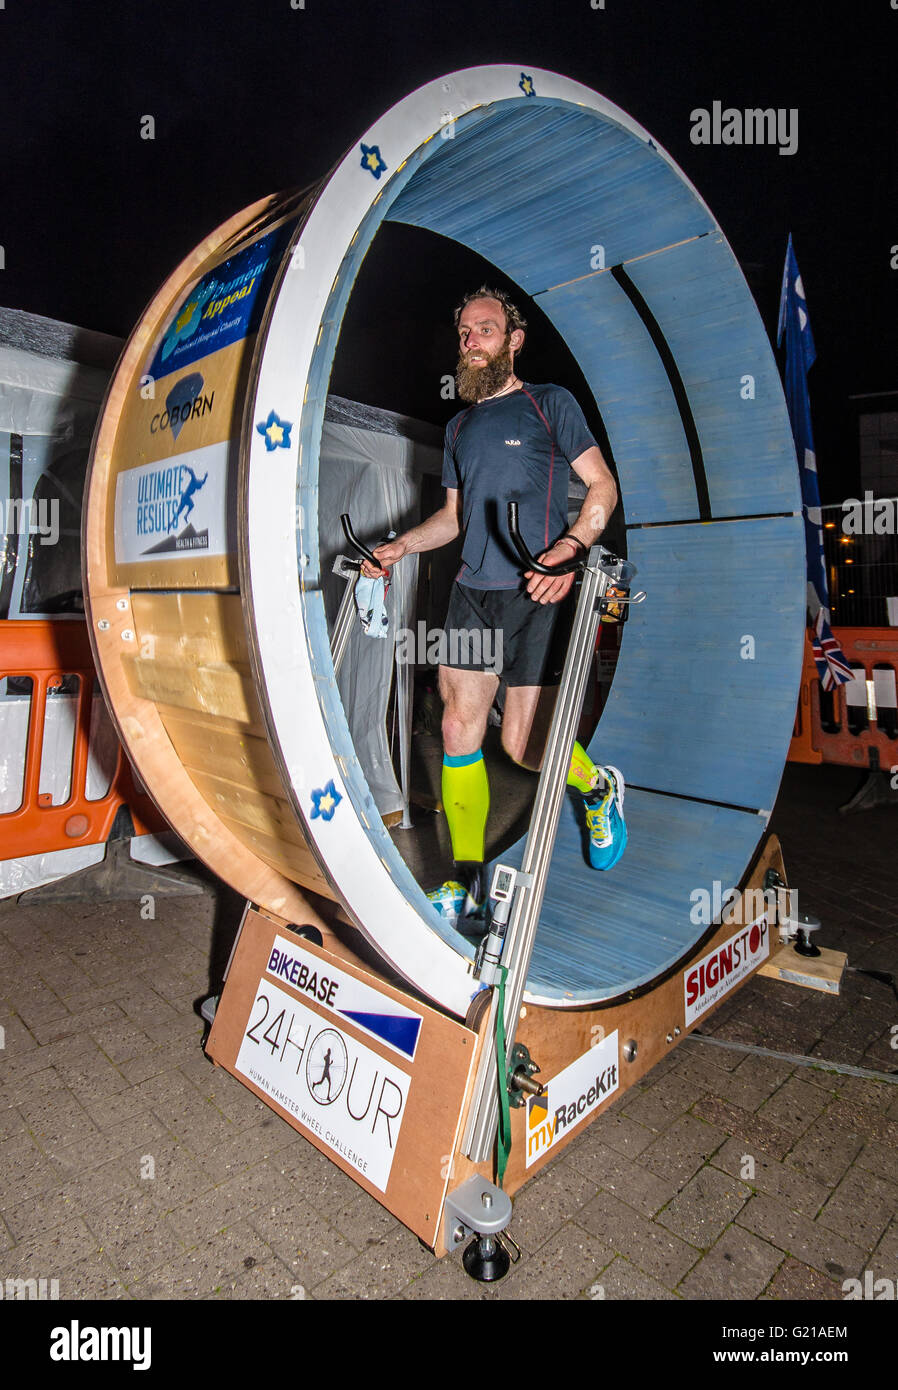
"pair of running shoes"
427,764,627,935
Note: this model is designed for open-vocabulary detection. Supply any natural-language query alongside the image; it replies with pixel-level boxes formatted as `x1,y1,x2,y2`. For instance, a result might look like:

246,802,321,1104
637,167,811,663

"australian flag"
776,235,852,692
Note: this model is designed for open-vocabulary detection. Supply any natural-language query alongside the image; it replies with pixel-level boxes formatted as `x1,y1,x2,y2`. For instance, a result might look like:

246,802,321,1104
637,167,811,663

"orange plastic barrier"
0,619,168,860
789,626,898,771
788,632,824,764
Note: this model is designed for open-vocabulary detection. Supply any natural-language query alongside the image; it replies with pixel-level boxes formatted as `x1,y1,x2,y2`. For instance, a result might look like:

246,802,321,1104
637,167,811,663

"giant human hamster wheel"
84,65,805,1022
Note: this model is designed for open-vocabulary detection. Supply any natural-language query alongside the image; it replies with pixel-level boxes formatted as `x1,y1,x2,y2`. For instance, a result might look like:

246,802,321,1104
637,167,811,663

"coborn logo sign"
684,916,770,1024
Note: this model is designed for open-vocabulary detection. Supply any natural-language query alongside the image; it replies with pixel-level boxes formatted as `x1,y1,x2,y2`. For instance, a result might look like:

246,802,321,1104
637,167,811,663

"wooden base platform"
758,943,847,994
206,834,801,1258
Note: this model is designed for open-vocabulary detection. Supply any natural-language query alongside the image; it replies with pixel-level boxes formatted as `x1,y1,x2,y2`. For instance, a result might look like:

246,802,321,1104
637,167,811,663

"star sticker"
360,143,387,179
310,780,342,822
519,73,535,97
256,410,292,452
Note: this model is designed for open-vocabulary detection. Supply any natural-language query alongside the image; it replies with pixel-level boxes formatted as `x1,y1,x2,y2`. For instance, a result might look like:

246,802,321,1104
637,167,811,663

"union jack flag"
777,234,851,690
811,608,854,692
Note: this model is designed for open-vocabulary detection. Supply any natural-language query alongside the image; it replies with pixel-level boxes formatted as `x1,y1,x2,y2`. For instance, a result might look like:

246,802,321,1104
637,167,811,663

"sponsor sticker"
265,935,423,1062
235,979,410,1191
149,372,215,440
526,1031,619,1168
145,222,294,382
684,914,770,1024
113,440,234,564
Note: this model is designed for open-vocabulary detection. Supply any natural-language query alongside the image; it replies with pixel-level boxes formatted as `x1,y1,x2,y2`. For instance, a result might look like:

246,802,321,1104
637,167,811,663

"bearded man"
362,286,627,932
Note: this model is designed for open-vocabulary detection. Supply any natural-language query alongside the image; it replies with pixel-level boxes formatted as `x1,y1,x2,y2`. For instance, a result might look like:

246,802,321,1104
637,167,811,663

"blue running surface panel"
491,789,768,1006
298,91,807,1008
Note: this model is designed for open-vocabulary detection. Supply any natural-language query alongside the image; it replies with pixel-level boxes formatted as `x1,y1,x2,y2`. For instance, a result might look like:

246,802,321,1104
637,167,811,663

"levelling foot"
462,1232,510,1282
442,1175,516,1280
794,915,822,958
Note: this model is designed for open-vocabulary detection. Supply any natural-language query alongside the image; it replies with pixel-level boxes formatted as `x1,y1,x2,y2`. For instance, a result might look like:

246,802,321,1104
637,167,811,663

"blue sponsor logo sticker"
135,460,209,552
360,143,387,179
146,222,294,382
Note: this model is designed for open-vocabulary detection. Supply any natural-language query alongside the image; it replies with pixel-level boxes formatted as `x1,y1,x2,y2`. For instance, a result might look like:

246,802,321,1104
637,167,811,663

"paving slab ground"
0,763,896,1305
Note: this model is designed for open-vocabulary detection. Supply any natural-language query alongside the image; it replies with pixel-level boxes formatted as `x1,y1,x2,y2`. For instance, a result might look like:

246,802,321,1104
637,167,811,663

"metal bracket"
764,867,796,940
442,1175,513,1252
332,552,361,581
507,1040,543,1108
593,549,639,588
763,868,823,952
597,587,646,622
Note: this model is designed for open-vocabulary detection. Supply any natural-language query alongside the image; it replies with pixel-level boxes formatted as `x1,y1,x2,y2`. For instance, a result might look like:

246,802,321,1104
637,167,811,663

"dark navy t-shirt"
441,382,598,590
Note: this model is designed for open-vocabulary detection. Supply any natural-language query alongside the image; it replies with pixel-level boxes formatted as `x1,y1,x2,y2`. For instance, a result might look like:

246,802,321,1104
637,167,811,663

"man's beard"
455,335,515,403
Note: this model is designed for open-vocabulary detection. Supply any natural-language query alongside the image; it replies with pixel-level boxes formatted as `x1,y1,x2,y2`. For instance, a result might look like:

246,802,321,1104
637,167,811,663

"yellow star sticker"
365,151,380,171
319,793,335,815
521,76,533,95
266,421,284,446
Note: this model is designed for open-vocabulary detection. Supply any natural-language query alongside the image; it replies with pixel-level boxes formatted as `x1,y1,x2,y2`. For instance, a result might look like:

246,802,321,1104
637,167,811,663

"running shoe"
427,861,490,937
426,880,468,925
583,765,627,871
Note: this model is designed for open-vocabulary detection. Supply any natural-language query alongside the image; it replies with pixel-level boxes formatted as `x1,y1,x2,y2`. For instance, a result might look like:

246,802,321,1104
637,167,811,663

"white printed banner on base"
265,935,423,1063
234,979,411,1192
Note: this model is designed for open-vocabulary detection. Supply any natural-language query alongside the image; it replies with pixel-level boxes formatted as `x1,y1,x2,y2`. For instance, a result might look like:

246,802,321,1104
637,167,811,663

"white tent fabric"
318,405,442,817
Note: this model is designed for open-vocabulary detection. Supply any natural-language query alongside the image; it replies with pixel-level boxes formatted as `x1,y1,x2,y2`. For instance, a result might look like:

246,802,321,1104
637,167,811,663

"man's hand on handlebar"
525,539,580,605
360,537,408,579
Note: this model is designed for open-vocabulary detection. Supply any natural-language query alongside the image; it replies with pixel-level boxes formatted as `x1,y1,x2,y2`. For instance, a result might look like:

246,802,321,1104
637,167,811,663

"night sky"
2,0,894,501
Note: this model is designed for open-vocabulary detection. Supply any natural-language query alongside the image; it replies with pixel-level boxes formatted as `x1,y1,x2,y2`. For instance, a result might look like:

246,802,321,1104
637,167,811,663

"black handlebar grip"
506,501,584,576
340,513,381,569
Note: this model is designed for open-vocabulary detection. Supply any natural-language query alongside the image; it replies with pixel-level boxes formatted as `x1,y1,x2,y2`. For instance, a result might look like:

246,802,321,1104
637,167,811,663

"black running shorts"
439,581,574,688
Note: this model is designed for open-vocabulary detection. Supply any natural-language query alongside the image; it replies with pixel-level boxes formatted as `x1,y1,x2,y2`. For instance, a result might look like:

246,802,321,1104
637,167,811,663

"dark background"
2,0,893,500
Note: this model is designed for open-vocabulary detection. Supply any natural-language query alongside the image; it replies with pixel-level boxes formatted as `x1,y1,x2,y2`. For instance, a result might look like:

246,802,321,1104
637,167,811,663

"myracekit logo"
526,1031,619,1168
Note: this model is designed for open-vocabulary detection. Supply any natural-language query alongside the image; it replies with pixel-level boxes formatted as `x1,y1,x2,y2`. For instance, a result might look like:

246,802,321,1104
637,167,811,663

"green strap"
495,965,512,1188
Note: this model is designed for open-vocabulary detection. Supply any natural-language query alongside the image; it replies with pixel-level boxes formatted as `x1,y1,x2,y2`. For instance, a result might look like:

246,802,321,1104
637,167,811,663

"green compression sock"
567,740,604,795
442,751,489,863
